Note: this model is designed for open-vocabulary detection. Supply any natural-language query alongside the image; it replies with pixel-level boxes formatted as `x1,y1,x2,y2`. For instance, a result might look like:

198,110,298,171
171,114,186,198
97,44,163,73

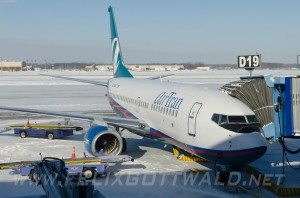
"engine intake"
84,125,123,156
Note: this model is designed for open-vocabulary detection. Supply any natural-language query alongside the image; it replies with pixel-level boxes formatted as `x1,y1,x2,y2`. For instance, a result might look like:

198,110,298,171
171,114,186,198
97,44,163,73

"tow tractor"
19,159,108,180
7,121,83,140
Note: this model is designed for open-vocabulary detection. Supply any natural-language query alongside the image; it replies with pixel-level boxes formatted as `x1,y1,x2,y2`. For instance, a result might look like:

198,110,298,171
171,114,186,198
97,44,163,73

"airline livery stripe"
149,129,266,158
108,96,137,119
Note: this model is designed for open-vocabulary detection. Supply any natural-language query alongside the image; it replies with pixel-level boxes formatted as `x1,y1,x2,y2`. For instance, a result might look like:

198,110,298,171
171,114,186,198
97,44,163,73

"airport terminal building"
0,61,26,71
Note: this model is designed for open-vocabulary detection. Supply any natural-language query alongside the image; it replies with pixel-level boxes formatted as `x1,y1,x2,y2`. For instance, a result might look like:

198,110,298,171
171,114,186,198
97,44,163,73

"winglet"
108,6,133,78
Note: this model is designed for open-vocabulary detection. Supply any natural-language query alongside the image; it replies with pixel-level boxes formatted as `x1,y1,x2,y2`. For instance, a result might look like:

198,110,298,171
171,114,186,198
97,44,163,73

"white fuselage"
107,78,267,165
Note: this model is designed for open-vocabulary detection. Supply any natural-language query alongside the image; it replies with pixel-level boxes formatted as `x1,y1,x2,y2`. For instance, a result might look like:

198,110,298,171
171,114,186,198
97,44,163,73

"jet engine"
84,125,123,156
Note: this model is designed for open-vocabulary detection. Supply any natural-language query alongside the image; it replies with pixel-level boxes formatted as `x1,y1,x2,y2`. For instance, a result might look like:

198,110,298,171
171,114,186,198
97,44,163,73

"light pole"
44,59,47,71
297,55,300,69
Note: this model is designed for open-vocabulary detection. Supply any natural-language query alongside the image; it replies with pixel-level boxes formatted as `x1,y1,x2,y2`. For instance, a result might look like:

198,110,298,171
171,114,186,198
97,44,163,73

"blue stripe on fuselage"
149,128,267,165
108,95,137,119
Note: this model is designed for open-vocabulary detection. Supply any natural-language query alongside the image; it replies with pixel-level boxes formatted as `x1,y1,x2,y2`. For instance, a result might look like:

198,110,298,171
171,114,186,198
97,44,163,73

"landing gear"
215,164,231,186
122,138,127,152
172,146,209,162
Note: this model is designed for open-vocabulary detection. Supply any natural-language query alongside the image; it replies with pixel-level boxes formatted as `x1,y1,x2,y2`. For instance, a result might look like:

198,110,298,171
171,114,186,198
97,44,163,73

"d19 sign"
238,55,261,68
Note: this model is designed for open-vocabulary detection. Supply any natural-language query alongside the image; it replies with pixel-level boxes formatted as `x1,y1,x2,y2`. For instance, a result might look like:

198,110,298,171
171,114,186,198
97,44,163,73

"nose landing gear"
215,164,231,185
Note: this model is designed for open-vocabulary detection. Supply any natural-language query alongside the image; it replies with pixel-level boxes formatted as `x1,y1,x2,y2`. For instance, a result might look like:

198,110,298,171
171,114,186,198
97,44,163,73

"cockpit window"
211,114,228,125
211,113,262,133
212,114,219,124
220,115,228,125
228,116,246,123
246,115,259,123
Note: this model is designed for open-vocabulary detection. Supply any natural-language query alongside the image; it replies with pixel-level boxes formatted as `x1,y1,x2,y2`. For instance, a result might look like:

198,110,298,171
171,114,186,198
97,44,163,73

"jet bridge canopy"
221,75,300,140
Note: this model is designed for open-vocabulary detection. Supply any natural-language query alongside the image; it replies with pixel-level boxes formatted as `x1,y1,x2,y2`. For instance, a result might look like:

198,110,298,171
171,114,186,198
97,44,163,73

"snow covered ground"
0,69,299,197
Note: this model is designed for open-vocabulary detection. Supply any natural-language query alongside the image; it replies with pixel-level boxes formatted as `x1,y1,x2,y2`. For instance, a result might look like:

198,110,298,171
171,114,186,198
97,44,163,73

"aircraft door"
188,102,202,136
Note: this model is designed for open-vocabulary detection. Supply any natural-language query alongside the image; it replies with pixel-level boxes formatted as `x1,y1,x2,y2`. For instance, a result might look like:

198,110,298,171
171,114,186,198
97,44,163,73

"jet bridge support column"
264,76,299,140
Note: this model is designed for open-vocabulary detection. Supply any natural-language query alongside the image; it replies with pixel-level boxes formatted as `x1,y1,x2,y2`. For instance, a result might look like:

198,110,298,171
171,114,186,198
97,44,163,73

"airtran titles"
154,92,183,109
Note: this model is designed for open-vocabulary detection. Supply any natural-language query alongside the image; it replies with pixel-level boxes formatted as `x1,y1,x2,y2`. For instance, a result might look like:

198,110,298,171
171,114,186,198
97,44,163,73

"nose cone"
237,145,267,165
217,132,268,165
232,132,268,165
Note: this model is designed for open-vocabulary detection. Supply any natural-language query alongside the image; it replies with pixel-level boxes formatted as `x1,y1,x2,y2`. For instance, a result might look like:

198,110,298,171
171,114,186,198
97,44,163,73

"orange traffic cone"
71,146,76,159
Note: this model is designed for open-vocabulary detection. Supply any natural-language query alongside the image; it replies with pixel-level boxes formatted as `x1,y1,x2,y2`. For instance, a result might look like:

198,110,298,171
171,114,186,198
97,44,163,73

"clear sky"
0,0,300,64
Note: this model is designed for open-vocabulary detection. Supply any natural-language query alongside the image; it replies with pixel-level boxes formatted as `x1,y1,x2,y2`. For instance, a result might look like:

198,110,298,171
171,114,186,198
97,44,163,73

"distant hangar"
84,64,185,71
0,61,26,71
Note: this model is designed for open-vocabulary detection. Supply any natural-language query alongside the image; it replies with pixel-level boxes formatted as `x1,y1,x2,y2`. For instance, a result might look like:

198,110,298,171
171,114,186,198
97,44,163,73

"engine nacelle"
84,125,123,156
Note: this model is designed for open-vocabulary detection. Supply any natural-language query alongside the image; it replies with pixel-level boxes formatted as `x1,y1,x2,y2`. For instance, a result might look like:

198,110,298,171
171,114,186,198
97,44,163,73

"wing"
148,74,174,80
0,106,153,137
0,106,95,122
103,117,153,138
41,73,173,86
40,74,108,87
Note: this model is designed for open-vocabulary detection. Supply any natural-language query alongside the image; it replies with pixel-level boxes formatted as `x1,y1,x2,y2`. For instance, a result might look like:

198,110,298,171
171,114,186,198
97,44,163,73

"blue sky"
0,0,300,64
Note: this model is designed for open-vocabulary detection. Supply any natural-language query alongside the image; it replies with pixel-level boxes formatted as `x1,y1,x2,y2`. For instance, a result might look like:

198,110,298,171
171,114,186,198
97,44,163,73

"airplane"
0,6,267,182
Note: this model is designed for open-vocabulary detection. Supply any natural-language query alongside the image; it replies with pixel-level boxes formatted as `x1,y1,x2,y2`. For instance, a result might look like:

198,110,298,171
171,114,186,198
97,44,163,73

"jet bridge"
222,75,300,196
221,75,300,141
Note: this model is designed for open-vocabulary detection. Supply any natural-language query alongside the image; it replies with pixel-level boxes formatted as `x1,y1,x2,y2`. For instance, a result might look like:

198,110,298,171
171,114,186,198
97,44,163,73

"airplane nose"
245,145,267,164
233,132,268,164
